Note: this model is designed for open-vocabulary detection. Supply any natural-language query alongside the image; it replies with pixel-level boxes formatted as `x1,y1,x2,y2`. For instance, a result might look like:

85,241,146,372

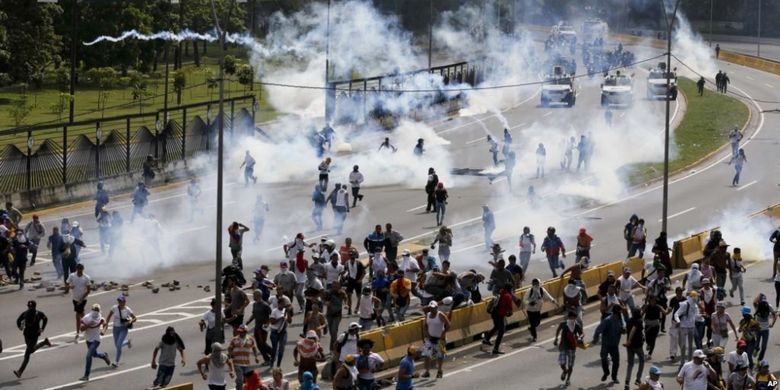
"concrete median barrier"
162,383,193,390
382,318,425,365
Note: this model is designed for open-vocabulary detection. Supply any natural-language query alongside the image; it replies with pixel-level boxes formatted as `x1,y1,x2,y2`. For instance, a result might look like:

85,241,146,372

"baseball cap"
254,267,263,274
280,261,288,267
117,294,126,302
402,249,411,256
344,354,355,365
688,290,698,298
428,301,438,309
692,349,706,358
719,240,729,247
348,322,362,330
606,270,615,277
759,360,770,368
741,306,752,315
737,339,747,348
32,214,39,220
649,366,661,375
737,362,749,370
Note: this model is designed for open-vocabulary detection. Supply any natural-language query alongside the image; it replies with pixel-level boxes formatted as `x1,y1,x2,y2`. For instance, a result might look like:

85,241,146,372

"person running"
755,360,776,390
430,226,453,263
696,76,706,96
240,150,258,185
269,367,290,390
518,226,536,273
732,149,747,187
535,143,546,178
617,267,646,311
384,223,403,266
482,205,496,251
323,281,347,353
229,324,260,390
251,195,269,243
728,247,747,305
23,214,45,266
487,135,499,166
131,182,150,222
246,289,273,366
628,218,648,258
433,183,448,227
738,306,761,370
94,182,110,218
525,278,559,341
46,227,64,281
625,308,646,389
186,178,202,221
378,137,397,152
65,263,91,342
752,294,776,362
676,349,716,390
414,138,425,156
727,127,744,164
425,168,439,213
541,227,566,277
642,295,663,359
356,339,384,389
711,302,738,348
268,301,288,369
228,222,250,270
344,250,366,315
422,301,449,378
574,228,593,264
349,165,365,207
11,232,29,289
13,300,51,378
594,305,625,384
772,227,780,281
150,326,186,389
396,345,418,390
318,157,332,190
197,342,235,390
554,311,584,386
293,330,324,383
103,294,136,368
199,299,218,356
727,363,755,390
675,290,701,363
332,184,350,234
483,283,514,355
80,304,112,381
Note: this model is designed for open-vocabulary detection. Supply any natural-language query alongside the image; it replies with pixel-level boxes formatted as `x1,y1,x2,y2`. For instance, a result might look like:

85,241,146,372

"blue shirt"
396,356,415,390
48,233,63,254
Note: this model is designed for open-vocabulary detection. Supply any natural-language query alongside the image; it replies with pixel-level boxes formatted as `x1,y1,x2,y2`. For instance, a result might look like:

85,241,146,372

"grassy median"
626,78,750,186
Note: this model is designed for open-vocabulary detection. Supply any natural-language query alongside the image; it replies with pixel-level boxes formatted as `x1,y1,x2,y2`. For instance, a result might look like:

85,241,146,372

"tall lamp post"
757,0,762,57
708,0,714,46
661,0,681,235
428,0,433,69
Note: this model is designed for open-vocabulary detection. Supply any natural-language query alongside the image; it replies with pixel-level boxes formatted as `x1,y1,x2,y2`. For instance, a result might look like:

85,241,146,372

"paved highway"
1,42,779,389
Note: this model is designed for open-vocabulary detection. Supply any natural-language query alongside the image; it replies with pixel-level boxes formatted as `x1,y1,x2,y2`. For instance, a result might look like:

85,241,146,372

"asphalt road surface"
1,41,779,390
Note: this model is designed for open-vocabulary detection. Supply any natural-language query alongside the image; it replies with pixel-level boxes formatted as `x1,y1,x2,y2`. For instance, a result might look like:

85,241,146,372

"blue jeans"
270,329,287,368
113,325,129,363
436,202,446,225
519,252,531,274
694,321,706,349
547,255,559,277
484,227,495,250
51,253,63,279
84,340,107,377
733,164,743,186
153,365,175,387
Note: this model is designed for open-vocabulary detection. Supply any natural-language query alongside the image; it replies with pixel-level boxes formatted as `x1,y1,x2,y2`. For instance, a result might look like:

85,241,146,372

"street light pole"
661,0,681,235
428,0,433,69
708,0,714,46
325,0,331,82
69,0,78,123
757,0,762,58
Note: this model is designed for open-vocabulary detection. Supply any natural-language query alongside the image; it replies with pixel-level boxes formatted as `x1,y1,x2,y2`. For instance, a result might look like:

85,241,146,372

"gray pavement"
0,49,779,390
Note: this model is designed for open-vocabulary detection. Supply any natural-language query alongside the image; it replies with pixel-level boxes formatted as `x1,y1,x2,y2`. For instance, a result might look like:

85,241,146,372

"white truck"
646,64,678,100
541,66,576,107
601,72,634,107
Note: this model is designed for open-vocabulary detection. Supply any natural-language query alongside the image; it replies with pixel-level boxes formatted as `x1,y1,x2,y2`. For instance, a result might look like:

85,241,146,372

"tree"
87,67,117,114
173,69,186,105
49,93,73,122
224,54,237,75
0,1,62,86
8,97,33,127
237,64,254,92
131,75,151,115
204,67,218,100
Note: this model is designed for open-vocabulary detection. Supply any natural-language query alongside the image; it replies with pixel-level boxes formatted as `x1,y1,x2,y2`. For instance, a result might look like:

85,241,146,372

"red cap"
32,215,39,219
737,339,747,348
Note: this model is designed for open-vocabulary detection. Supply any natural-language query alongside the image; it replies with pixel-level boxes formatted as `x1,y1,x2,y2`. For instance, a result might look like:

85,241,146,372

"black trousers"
18,333,46,374
600,344,620,379
485,312,506,351
528,311,541,339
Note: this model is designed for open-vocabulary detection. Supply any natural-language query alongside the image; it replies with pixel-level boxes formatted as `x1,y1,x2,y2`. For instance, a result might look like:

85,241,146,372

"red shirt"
495,289,514,317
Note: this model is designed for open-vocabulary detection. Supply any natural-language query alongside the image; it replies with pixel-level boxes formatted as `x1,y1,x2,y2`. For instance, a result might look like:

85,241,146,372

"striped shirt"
229,336,255,367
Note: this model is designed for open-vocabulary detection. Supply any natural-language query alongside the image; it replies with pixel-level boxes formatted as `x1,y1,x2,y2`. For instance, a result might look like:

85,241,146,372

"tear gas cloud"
82,1,727,278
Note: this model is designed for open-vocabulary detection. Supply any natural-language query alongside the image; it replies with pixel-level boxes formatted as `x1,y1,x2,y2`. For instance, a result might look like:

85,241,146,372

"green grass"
626,78,749,186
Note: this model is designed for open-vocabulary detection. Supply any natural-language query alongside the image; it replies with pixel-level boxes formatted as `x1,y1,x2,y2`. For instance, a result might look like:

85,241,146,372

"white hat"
402,249,411,256
692,349,706,358
72,221,79,227
428,301,438,309
348,322,362,330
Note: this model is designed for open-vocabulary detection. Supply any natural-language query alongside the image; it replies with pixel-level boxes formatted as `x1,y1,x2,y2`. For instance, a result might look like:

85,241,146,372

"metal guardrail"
0,95,257,194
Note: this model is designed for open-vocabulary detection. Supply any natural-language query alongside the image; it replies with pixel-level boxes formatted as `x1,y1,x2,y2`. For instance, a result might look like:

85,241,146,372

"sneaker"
601,374,608,381
561,371,566,381
74,334,80,343
13,370,21,378
482,339,493,346
79,376,89,381
436,370,443,378
44,338,51,347
730,290,734,298
126,339,132,349
612,377,620,384
492,350,505,355
103,355,112,366
111,363,118,369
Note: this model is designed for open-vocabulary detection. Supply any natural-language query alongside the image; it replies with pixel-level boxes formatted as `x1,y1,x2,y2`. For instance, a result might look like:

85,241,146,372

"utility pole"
325,0,331,81
69,0,78,123
661,0,681,235
708,0,714,47
757,0,762,57
428,0,433,69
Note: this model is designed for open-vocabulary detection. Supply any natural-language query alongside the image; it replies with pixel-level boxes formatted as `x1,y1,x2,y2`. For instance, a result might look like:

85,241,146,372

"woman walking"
732,148,747,186
103,294,136,368
433,183,448,226
197,342,235,390
431,226,453,263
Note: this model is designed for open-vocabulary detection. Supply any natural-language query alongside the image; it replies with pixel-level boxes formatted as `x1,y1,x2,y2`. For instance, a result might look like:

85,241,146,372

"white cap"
428,301,438,309
692,349,706,358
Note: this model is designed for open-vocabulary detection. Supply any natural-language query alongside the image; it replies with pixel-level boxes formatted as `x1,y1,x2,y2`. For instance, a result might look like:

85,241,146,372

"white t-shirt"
334,189,348,207
727,351,749,373
371,254,386,275
686,269,702,291
676,361,709,390
207,358,228,385
642,376,664,390
325,263,344,284
202,310,216,330
270,308,286,331
519,234,534,253
111,305,135,327
617,275,637,300
358,295,374,319
67,273,91,301
400,257,420,282
81,312,105,342
349,171,364,187
356,352,385,380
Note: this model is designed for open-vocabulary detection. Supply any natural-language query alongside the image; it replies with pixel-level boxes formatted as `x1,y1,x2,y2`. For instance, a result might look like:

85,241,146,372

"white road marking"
737,180,758,191
542,112,552,117
42,364,149,390
765,83,774,89
510,122,528,129
134,318,163,324
659,207,696,222
745,75,754,81
465,137,486,145
406,204,427,212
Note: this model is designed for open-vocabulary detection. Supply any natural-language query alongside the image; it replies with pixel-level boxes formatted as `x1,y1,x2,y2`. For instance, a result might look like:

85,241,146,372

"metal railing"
0,95,258,194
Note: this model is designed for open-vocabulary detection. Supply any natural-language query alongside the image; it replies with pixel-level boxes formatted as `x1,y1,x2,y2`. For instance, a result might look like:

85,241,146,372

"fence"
0,95,258,194
325,61,482,124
